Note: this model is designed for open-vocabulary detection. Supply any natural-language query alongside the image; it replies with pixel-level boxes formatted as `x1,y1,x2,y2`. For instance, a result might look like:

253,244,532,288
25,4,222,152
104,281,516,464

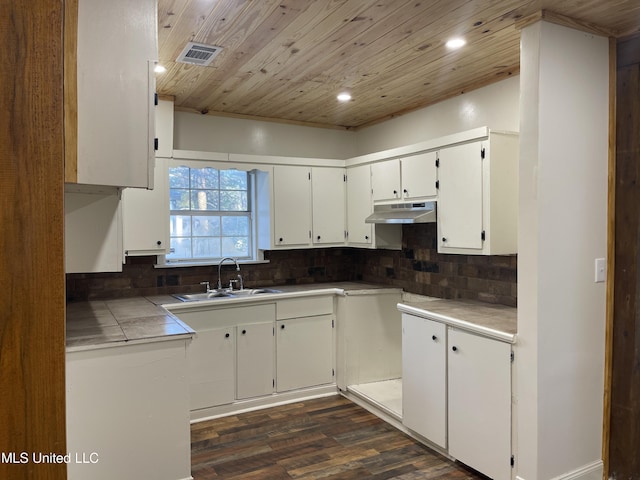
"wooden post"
0,1,67,479
608,33,640,479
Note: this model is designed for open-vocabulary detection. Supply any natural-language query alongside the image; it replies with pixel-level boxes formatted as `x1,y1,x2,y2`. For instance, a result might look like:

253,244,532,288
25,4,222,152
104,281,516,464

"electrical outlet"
595,258,606,283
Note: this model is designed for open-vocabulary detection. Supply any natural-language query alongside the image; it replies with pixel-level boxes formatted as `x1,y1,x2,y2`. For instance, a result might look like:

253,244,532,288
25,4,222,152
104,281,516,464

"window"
167,165,253,263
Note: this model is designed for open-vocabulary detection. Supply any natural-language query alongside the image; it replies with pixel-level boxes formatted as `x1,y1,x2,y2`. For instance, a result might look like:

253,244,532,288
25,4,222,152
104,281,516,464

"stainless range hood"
365,201,436,224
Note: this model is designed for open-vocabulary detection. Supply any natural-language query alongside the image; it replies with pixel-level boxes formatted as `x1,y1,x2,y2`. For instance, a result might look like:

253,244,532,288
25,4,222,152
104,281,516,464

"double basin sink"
172,288,282,302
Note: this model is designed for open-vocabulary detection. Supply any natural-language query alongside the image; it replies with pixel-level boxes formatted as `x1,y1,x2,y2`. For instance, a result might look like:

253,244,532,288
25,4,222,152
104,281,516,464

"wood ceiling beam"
515,9,619,37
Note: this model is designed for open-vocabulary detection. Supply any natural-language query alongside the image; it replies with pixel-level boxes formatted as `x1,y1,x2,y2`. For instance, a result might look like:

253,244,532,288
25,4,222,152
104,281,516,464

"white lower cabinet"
189,325,235,409
277,315,333,392
276,296,335,392
401,314,512,480
171,296,336,415
66,339,191,480
236,322,275,399
447,327,512,480
401,314,447,449
175,303,275,411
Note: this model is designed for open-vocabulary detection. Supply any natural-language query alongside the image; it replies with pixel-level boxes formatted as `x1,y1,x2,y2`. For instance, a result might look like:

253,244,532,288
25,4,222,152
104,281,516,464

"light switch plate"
595,258,606,283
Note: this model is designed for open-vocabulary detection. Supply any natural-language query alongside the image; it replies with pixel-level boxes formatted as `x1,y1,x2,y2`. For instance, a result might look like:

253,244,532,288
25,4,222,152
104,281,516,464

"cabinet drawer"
276,296,333,320
174,303,275,330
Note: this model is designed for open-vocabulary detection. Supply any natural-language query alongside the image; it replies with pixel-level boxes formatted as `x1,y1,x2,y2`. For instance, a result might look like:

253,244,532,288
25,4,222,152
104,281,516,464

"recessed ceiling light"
445,38,466,49
337,92,352,102
154,64,167,73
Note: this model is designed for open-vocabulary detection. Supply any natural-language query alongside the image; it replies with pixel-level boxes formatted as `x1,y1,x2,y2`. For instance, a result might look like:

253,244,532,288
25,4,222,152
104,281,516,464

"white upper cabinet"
155,99,174,158
272,165,312,246
73,0,157,188
346,164,373,246
437,132,518,255
65,189,122,273
121,157,169,257
401,152,438,200
371,159,402,202
312,167,346,245
270,164,346,248
371,152,437,203
437,142,484,250
346,163,401,249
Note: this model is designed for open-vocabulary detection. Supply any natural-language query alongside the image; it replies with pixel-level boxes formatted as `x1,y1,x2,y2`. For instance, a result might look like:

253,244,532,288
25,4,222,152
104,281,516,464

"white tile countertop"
66,283,517,350
149,281,402,310
66,297,195,352
397,295,517,343
66,282,400,351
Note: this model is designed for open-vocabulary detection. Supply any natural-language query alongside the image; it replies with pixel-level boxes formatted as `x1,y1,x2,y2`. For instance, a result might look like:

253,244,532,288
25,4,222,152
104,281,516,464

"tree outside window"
168,166,252,262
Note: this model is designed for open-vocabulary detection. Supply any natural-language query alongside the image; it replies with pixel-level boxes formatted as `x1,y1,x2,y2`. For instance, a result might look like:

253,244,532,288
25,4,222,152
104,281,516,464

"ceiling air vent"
176,42,223,66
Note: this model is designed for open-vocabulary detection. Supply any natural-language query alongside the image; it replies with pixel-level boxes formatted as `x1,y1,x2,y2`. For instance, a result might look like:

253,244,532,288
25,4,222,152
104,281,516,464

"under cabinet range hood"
365,201,436,224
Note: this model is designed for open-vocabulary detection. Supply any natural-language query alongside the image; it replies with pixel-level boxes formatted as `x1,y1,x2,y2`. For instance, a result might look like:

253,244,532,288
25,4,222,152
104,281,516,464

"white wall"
173,112,358,159
517,21,608,480
354,75,520,155
172,76,520,160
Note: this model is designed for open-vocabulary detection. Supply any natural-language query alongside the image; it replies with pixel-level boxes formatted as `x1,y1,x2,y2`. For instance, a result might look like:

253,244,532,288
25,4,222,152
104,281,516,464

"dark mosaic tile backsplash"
66,223,517,307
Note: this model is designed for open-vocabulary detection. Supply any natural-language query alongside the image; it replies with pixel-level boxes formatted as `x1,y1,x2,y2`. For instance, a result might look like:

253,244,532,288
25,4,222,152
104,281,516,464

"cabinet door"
346,164,373,245
75,0,157,188
122,157,169,256
448,328,511,480
371,159,401,202
312,167,346,245
273,165,311,246
402,314,447,448
188,326,235,410
401,152,437,200
66,341,191,480
65,190,122,273
155,99,174,158
437,141,484,250
236,322,275,399
276,315,334,392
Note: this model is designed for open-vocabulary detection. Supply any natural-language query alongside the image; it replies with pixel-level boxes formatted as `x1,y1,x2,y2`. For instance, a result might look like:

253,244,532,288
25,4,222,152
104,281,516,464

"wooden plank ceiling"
156,0,640,129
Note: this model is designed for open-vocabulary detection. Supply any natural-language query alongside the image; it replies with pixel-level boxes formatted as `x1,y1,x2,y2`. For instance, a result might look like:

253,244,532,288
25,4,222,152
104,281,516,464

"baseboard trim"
190,385,339,423
516,459,603,480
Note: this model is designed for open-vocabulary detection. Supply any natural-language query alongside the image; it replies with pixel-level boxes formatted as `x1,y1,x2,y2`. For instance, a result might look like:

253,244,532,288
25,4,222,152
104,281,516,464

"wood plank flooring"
191,395,487,479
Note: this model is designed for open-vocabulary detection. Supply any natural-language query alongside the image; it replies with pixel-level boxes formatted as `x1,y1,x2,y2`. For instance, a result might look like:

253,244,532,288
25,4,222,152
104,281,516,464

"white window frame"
162,159,260,266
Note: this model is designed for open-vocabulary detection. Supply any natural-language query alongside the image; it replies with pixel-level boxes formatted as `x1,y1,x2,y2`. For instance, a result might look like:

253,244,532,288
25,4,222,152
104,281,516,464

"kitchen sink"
172,288,282,302
172,291,231,302
228,288,282,296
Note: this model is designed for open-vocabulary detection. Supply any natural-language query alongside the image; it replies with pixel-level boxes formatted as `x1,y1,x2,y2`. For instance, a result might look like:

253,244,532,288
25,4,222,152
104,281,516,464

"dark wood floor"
191,395,487,479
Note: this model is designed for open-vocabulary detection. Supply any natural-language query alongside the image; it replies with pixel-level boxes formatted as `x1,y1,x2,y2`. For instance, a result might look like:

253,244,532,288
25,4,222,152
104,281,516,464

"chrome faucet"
217,257,241,291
